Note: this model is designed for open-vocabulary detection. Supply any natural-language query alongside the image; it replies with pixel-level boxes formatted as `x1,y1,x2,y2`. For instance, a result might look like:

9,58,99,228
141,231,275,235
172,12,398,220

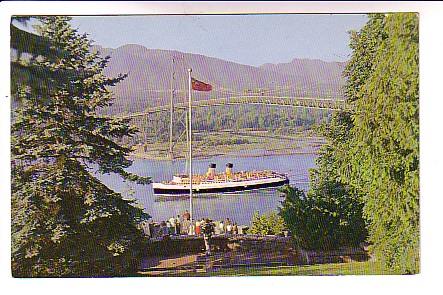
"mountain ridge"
92,44,346,115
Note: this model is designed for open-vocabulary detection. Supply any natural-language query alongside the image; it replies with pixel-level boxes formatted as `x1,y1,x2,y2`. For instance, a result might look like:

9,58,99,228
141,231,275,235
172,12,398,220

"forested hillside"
133,105,330,144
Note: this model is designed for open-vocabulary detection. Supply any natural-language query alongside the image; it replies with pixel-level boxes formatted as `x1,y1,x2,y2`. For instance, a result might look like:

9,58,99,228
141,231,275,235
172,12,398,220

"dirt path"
138,249,297,276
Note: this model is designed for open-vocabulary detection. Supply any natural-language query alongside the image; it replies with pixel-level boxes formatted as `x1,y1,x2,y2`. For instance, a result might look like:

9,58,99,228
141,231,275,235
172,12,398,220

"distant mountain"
259,58,346,96
93,44,346,115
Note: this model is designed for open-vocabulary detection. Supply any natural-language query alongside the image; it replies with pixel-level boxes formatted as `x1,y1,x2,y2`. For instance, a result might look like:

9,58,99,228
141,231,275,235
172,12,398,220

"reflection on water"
94,153,317,226
155,193,221,202
153,187,288,202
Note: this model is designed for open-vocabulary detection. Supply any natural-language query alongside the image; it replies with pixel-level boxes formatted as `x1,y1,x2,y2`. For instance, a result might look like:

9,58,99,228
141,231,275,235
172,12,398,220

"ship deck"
153,171,289,195
162,170,285,185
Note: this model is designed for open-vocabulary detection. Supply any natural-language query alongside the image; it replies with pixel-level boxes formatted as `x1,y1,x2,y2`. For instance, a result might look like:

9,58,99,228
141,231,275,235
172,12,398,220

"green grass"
139,260,403,277
207,260,402,276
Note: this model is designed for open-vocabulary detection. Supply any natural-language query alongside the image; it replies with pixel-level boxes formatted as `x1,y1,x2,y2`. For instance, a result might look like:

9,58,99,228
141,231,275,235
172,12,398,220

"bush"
279,186,367,250
249,211,286,236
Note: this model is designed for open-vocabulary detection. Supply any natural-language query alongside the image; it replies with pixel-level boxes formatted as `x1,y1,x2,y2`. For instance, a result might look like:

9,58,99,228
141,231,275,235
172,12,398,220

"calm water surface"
95,154,317,226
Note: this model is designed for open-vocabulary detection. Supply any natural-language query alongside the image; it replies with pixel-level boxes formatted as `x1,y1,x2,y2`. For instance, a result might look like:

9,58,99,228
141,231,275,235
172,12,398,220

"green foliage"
11,16,150,277
280,108,367,251
131,105,330,144
249,211,286,236
203,136,250,146
10,17,70,98
342,13,419,273
279,183,366,251
343,14,386,103
284,12,419,272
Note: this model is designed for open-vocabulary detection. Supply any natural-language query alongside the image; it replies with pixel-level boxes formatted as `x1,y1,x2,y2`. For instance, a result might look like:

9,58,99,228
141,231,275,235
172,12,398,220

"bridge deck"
117,96,348,119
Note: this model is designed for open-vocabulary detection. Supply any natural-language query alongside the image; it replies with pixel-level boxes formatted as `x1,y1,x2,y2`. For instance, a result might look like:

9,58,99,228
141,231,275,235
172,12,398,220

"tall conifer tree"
11,16,150,277
343,13,419,273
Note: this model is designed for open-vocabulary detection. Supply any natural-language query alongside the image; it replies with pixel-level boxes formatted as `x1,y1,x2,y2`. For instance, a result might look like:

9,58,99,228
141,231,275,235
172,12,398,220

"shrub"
249,211,286,236
279,186,367,250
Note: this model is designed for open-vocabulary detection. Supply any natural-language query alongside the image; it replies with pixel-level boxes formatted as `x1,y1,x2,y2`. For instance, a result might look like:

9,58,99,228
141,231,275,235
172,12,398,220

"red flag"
191,78,212,91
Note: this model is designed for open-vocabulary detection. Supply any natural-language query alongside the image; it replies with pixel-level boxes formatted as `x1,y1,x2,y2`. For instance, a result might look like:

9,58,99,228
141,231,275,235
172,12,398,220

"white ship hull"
152,175,289,195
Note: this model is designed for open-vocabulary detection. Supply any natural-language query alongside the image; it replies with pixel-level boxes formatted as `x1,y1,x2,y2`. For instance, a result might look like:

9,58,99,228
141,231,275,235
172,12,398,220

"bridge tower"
168,53,188,160
168,55,176,159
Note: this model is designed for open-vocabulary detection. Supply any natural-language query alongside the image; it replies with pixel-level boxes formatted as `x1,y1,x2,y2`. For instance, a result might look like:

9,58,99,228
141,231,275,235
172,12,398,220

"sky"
70,14,368,66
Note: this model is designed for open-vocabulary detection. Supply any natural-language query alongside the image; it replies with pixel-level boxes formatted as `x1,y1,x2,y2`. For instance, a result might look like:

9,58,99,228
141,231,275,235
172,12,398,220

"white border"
0,1,435,15
1,1,442,295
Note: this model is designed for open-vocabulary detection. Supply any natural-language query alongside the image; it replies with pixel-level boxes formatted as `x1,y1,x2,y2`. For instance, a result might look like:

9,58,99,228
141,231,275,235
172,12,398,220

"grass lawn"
207,260,402,276
140,260,403,277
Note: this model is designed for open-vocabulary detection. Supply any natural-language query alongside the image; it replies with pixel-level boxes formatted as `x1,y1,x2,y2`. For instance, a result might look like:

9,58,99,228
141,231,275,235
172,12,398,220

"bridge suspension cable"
117,95,348,119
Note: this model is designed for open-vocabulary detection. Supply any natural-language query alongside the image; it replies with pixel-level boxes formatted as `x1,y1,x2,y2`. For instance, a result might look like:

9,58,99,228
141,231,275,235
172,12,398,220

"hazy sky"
70,14,367,66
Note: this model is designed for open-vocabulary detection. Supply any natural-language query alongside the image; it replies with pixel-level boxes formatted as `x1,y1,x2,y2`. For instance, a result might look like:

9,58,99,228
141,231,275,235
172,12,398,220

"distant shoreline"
130,148,320,161
129,131,325,161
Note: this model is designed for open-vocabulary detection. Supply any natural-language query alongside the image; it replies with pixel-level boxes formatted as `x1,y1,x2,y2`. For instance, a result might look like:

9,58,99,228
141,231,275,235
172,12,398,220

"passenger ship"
152,163,289,195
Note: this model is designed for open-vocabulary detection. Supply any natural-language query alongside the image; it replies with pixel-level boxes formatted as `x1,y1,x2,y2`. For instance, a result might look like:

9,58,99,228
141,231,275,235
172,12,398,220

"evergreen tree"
11,17,69,99
343,14,386,103
279,113,367,250
281,13,419,273
342,13,419,274
11,16,150,277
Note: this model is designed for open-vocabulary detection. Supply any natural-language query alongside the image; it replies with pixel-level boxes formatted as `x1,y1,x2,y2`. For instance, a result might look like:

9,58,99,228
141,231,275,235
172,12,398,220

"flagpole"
187,68,193,226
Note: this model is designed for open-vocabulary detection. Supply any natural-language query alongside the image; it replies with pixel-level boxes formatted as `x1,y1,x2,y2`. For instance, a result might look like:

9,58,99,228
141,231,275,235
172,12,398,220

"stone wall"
142,235,290,256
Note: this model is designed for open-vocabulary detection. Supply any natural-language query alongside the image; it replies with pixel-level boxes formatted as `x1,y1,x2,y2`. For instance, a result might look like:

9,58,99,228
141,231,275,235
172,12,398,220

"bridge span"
117,95,348,119
118,95,349,159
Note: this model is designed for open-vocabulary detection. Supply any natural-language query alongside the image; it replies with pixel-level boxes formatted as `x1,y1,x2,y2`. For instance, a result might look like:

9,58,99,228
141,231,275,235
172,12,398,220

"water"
94,153,317,226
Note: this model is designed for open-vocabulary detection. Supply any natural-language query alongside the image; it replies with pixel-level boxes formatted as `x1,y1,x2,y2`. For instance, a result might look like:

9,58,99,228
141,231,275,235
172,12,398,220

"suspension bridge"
116,94,348,159
117,95,348,119
113,52,351,158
